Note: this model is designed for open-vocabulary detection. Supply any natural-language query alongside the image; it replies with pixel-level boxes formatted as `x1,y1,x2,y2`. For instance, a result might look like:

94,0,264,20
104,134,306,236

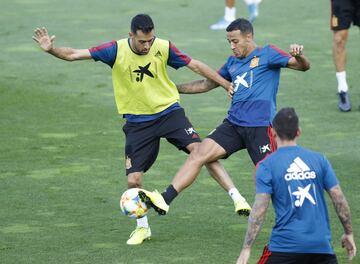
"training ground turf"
1,0,360,263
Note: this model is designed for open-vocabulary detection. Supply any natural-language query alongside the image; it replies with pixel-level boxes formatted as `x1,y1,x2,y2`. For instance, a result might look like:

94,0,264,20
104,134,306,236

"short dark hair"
226,18,253,36
131,14,154,34
272,107,299,140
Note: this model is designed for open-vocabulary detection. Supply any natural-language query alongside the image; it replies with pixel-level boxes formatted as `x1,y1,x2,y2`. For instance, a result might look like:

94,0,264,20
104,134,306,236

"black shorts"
206,119,276,165
123,108,201,175
258,246,338,264
331,0,360,30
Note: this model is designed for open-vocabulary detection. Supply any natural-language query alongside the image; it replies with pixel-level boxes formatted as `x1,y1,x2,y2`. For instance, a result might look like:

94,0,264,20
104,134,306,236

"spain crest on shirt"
250,57,259,68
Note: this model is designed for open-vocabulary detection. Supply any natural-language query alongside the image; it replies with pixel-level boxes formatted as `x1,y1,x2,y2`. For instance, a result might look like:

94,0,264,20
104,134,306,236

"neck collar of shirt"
127,37,157,56
237,46,261,61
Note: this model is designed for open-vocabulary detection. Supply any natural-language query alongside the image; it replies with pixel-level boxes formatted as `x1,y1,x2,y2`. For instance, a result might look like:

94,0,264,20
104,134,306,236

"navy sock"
161,184,178,205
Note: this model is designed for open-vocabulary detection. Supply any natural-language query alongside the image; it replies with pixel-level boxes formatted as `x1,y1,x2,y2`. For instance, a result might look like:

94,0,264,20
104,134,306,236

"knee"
127,172,143,188
188,144,208,165
333,32,347,49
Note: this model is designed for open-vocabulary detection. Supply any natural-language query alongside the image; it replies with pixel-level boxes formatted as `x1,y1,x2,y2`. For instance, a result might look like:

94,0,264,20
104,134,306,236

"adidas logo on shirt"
284,157,316,181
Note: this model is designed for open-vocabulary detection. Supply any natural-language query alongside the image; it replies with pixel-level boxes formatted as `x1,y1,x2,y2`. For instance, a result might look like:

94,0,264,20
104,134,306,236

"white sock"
228,187,242,202
224,7,236,22
244,0,262,5
336,71,349,93
136,215,149,228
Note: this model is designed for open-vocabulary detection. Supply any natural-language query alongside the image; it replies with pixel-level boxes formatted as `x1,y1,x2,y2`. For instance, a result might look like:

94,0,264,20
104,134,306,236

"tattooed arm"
328,185,357,261
176,79,220,94
236,193,271,264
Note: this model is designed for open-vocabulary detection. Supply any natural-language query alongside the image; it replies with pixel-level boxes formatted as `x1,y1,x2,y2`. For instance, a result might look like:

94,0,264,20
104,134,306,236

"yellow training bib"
111,38,180,115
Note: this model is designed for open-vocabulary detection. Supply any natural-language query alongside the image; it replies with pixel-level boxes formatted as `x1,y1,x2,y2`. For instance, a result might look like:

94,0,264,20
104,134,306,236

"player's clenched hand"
32,27,55,52
289,44,304,57
228,82,234,99
341,233,357,261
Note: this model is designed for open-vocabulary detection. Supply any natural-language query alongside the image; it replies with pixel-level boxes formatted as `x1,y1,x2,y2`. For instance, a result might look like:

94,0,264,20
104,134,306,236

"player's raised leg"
165,139,250,216
138,110,250,216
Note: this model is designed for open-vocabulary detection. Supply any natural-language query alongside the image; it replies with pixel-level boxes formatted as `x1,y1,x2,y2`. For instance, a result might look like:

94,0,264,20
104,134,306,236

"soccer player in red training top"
33,14,251,245
236,107,356,264
147,18,310,217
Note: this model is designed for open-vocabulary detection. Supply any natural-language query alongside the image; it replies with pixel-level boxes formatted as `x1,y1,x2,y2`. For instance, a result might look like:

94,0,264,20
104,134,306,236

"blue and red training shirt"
218,45,291,127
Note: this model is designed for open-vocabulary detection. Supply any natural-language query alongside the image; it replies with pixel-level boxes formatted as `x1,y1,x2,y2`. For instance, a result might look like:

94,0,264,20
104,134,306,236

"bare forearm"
329,186,353,234
46,47,91,61
46,47,78,61
177,79,218,94
288,44,310,71
293,55,310,71
187,59,230,90
196,62,229,89
32,27,91,61
242,194,270,249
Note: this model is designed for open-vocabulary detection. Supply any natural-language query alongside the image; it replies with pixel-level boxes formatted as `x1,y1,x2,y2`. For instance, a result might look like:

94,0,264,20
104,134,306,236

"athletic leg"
162,138,250,215
331,0,353,111
333,29,351,111
332,29,348,74
139,139,224,214
122,121,160,245
126,172,152,246
210,0,236,30
201,146,251,215
171,138,227,193
243,0,261,22
127,171,144,188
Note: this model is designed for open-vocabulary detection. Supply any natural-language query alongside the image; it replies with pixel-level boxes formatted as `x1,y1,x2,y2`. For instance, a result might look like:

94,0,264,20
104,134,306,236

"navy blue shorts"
123,108,201,175
258,246,338,264
331,0,360,30
206,119,276,165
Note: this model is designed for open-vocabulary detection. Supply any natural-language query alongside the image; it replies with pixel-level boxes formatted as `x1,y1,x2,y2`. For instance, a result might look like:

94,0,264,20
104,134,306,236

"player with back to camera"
236,107,356,264
32,14,252,246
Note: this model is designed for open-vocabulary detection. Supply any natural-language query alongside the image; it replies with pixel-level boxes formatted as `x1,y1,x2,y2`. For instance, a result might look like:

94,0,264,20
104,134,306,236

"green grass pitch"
1,0,360,263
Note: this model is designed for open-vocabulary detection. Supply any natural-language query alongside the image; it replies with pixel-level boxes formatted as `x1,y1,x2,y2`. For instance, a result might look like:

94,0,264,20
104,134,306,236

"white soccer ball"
120,188,148,218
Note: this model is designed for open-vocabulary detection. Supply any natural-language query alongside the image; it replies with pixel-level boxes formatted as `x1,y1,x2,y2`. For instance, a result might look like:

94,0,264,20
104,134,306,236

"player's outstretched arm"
328,185,357,261
186,59,231,91
32,27,91,61
287,44,310,71
236,193,270,264
176,79,219,94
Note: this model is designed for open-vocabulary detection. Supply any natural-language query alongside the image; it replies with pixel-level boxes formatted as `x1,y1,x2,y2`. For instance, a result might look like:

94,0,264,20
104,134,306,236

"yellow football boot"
138,189,169,215
234,197,251,216
126,227,151,245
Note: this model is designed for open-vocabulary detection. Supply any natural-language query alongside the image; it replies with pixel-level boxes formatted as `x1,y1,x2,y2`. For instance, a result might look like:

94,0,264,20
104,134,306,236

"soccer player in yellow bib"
33,14,251,245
